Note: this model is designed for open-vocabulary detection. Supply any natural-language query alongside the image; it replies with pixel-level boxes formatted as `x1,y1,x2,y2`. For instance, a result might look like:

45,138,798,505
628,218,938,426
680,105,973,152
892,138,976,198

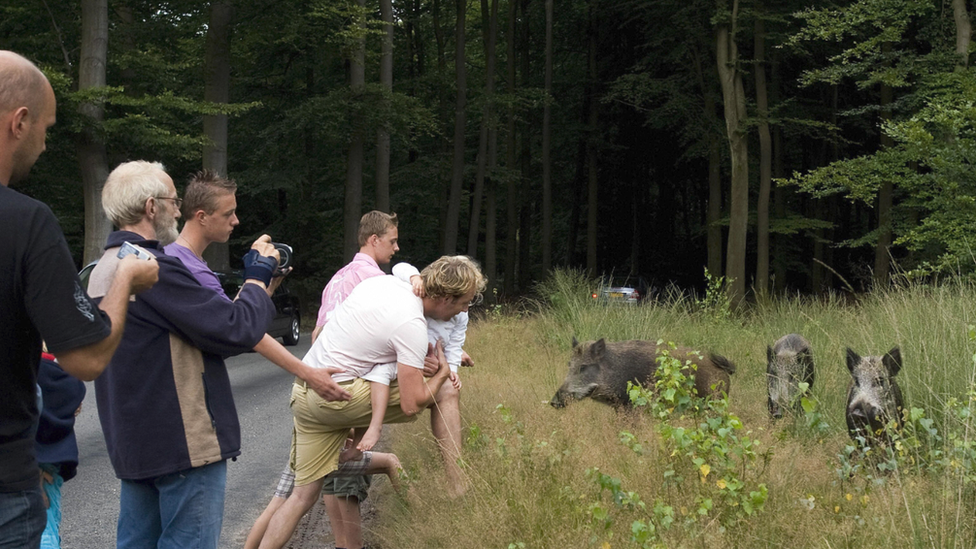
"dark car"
79,262,301,346
591,275,650,304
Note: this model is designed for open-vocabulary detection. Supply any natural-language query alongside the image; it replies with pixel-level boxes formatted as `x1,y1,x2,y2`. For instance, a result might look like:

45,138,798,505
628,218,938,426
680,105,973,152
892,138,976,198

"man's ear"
145,196,156,218
8,107,30,138
193,209,207,223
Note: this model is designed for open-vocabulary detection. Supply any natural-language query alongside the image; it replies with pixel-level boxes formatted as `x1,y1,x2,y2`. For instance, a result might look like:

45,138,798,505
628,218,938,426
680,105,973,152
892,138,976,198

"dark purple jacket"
88,231,274,480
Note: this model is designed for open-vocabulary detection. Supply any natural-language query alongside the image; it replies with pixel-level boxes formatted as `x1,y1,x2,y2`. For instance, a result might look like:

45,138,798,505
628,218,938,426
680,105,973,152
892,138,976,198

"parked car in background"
79,262,302,346
592,275,650,304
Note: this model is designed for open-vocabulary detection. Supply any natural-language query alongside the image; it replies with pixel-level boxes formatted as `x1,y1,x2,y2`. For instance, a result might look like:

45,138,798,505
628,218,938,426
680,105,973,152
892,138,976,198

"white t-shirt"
303,275,427,384
391,263,469,373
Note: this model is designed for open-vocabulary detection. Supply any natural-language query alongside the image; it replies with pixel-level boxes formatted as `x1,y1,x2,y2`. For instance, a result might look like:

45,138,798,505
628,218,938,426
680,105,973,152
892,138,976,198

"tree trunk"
715,1,749,308
692,46,722,278
202,1,234,272
78,0,111,265
504,0,518,293
375,0,393,212
540,0,553,274
517,0,532,291
954,0,971,69
585,8,599,276
344,0,366,262
874,44,894,288
443,0,468,254
467,0,499,257
771,51,786,294
754,18,771,298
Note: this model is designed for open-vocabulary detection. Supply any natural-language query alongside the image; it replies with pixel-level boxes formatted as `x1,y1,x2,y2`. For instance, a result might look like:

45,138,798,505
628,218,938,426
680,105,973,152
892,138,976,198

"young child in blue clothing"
35,351,86,549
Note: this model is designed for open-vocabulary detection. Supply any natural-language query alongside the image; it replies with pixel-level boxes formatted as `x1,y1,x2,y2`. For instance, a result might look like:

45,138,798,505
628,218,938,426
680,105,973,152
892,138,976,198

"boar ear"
767,345,773,363
883,347,902,377
591,338,607,358
845,348,860,373
572,336,579,349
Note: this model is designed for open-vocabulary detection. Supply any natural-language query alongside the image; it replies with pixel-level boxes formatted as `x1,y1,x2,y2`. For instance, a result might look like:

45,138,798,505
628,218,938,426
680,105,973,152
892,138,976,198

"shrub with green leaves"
586,343,769,547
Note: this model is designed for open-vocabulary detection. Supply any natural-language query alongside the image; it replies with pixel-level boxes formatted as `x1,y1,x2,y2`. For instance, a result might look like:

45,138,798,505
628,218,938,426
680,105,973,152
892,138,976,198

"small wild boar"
766,334,815,419
549,338,736,408
845,346,905,447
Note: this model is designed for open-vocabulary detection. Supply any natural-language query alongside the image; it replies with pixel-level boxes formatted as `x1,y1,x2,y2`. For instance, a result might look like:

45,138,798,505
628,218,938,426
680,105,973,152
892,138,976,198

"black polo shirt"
0,184,110,492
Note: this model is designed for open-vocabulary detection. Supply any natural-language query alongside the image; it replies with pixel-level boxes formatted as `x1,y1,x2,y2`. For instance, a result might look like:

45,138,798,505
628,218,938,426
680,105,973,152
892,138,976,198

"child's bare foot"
339,447,363,463
357,427,381,452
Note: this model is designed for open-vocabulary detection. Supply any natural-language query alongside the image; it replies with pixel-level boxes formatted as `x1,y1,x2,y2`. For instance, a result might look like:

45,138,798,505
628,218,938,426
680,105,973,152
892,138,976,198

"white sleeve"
391,262,420,284
441,312,468,368
390,318,428,369
363,362,397,385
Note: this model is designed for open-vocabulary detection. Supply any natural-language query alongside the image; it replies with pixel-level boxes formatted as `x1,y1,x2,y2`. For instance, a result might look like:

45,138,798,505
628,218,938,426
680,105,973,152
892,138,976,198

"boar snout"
550,392,567,408
768,399,783,419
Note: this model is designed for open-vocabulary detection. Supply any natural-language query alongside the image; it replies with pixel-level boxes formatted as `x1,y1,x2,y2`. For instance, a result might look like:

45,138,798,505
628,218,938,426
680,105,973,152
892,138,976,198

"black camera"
272,242,293,274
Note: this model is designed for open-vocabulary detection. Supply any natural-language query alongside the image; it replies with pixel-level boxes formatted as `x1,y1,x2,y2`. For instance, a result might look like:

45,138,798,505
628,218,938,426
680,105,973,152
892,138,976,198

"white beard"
154,214,179,247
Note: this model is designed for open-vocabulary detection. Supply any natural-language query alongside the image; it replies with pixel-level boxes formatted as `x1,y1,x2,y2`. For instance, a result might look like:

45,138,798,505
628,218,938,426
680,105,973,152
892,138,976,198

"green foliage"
695,268,732,321
585,343,768,547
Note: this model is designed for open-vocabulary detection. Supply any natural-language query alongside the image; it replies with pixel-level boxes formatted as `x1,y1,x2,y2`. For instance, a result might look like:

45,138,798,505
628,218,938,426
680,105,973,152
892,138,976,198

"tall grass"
371,271,976,548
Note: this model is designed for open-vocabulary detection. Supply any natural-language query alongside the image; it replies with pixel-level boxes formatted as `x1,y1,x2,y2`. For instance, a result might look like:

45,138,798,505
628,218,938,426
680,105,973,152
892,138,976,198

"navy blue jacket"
88,231,274,480
35,356,85,481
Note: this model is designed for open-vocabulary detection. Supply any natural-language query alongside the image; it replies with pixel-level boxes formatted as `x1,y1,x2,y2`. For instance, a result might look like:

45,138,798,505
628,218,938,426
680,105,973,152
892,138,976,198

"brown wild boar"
845,346,905,448
767,334,815,419
549,338,735,408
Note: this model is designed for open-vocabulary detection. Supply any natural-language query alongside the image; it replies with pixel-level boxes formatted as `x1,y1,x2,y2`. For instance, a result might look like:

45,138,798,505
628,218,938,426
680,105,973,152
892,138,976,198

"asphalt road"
60,337,311,549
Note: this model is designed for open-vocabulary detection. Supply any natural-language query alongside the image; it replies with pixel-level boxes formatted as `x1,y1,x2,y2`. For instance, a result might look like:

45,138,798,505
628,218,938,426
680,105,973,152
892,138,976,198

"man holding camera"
85,160,336,549
165,169,348,400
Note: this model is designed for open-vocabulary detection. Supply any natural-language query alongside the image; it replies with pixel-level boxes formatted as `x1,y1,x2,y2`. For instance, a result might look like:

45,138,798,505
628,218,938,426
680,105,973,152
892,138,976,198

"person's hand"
267,267,292,295
304,366,351,401
422,341,441,377
39,469,53,508
250,234,280,263
410,275,425,297
449,371,462,390
117,255,159,294
460,350,474,367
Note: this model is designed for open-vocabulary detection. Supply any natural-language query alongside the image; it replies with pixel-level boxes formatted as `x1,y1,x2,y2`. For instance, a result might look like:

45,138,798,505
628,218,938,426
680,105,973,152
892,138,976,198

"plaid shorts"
272,452,373,499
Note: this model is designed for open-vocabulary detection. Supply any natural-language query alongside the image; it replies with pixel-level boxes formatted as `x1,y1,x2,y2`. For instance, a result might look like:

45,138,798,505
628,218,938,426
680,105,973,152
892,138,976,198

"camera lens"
272,243,293,270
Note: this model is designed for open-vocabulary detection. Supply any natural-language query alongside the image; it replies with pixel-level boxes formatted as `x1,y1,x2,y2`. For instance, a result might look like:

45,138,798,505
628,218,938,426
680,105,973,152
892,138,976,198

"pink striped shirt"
314,253,385,327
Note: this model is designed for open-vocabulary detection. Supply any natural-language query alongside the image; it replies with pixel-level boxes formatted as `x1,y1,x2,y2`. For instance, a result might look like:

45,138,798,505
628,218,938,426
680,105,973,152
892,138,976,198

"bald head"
0,51,49,120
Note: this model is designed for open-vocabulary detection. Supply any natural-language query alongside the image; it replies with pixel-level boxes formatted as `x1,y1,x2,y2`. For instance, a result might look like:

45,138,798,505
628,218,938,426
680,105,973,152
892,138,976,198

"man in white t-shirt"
256,256,486,549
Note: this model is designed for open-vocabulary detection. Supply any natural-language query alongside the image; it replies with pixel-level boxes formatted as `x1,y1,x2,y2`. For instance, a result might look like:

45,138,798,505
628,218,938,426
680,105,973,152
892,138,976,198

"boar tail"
710,354,737,374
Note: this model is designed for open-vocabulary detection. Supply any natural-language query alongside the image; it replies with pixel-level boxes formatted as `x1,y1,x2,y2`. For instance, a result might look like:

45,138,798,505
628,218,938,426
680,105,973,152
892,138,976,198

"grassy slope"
372,276,976,549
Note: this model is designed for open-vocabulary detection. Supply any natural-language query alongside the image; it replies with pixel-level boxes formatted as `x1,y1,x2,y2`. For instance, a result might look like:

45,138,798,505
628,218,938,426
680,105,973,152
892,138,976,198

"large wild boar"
766,334,815,419
845,346,905,447
549,338,736,408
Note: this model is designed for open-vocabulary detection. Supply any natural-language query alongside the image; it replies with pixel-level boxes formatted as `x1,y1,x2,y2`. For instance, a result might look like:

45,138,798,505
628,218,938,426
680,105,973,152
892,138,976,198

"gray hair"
0,51,48,119
102,161,169,227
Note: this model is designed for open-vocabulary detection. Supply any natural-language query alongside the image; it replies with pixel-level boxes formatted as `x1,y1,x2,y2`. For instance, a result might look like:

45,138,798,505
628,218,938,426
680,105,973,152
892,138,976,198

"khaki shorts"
289,378,417,486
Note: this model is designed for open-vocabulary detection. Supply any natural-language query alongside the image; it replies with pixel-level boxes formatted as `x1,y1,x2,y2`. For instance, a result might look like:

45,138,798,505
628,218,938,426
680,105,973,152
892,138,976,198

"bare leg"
257,479,325,549
332,496,362,549
321,495,350,549
244,495,286,549
369,451,402,492
429,381,466,495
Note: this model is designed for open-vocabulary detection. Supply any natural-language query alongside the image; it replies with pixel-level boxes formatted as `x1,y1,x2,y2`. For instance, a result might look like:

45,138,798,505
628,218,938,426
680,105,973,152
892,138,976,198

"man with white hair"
86,161,336,548
0,51,158,548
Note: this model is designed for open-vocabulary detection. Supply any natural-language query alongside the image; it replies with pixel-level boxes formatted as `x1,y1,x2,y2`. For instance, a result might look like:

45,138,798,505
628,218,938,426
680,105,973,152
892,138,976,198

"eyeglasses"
154,196,183,209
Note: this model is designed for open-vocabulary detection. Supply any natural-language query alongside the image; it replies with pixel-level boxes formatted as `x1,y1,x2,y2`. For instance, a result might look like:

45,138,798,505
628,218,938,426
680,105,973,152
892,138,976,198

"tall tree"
202,1,234,272
78,0,110,265
754,16,772,297
467,0,500,258
715,0,749,307
345,0,367,261
504,0,519,293
375,0,393,212
585,5,599,276
443,0,467,254
541,0,553,274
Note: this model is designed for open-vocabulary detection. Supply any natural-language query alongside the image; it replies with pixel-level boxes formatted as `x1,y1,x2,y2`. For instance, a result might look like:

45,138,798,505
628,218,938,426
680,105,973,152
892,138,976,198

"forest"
4,0,976,308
